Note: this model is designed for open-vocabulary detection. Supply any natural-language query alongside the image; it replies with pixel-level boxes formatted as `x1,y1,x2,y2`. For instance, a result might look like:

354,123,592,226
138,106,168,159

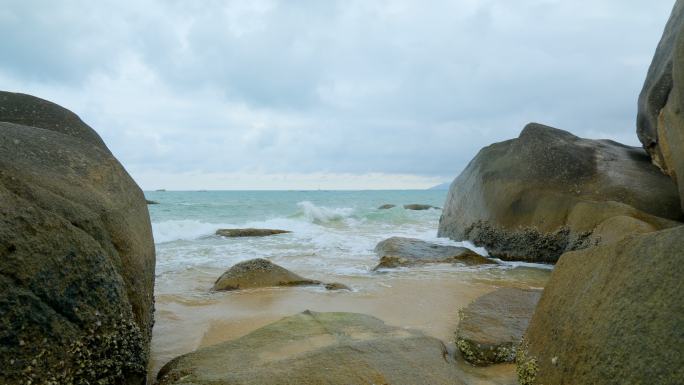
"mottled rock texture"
518,226,684,385
373,237,493,270
456,288,541,366
0,91,155,385
212,258,346,291
637,0,684,212
404,204,439,210
438,123,681,262
157,311,473,385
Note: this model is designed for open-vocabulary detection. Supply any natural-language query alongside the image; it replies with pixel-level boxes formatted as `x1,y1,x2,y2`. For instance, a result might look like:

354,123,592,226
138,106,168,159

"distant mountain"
428,182,451,190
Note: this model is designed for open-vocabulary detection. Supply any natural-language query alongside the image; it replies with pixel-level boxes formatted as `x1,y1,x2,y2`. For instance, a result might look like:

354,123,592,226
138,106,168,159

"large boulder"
637,0,684,212
438,123,681,262
517,226,684,385
0,91,155,384
156,311,473,385
212,258,348,291
373,237,494,270
456,288,541,366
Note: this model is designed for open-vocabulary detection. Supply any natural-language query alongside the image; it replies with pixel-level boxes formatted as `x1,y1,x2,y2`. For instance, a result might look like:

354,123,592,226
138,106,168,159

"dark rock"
404,204,440,210
156,311,474,385
212,259,341,291
378,204,396,209
324,282,351,291
438,123,682,263
456,288,541,366
373,237,494,270
518,226,684,385
637,1,684,212
215,228,291,237
0,92,155,384
146,200,159,204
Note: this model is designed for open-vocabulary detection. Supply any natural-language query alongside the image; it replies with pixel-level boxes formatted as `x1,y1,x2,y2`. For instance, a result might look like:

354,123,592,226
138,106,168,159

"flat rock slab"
456,288,542,366
373,237,495,270
378,204,396,209
404,204,440,210
216,228,291,237
156,311,472,385
212,258,348,291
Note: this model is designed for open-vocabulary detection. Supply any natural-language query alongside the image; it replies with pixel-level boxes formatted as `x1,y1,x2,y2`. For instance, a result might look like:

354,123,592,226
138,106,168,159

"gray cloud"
0,0,675,188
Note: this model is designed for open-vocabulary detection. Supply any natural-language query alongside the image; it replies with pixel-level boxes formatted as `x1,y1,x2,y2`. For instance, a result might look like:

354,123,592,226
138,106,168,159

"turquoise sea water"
146,190,460,280
146,190,551,376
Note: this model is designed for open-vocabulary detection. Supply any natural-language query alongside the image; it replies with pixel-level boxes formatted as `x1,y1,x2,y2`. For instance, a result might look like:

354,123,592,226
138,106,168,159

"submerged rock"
378,203,396,209
0,91,155,384
637,0,684,212
215,228,291,237
456,288,541,366
373,237,494,270
212,259,345,291
404,204,440,210
438,123,682,263
518,226,684,385
157,311,472,385
146,199,159,204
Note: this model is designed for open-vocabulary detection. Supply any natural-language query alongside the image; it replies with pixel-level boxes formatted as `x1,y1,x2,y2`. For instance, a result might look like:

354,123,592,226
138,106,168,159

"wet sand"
150,265,550,383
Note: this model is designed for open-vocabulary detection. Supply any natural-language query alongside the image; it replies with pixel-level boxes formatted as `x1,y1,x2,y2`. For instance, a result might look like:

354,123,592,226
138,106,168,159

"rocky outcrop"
438,123,681,262
378,204,396,209
146,200,159,205
404,204,439,210
215,228,291,237
0,91,155,384
637,0,684,212
157,311,472,385
456,288,541,366
212,259,348,291
373,237,494,270
517,226,684,385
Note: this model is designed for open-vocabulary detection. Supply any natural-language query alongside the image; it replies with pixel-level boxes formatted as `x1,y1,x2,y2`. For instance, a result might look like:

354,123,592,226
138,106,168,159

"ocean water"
146,190,552,377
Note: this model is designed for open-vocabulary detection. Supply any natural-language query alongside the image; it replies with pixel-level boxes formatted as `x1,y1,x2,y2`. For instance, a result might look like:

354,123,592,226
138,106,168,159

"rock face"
215,228,291,237
404,204,439,210
0,92,155,384
438,123,681,262
517,226,684,385
212,259,347,291
378,204,396,209
373,237,493,270
157,311,471,385
637,0,684,212
456,288,541,366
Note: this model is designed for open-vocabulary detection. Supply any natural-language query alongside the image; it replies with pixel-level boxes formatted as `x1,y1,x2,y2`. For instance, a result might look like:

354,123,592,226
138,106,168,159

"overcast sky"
0,0,675,189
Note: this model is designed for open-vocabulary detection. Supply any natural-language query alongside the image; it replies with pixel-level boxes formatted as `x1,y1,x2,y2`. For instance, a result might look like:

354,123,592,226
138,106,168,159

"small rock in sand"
456,287,542,366
212,258,345,292
373,237,494,270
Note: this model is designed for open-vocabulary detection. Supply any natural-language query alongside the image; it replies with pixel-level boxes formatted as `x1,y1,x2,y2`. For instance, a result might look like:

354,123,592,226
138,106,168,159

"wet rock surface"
0,91,155,384
156,311,474,385
373,237,494,270
378,204,396,209
456,288,541,366
438,123,682,263
212,258,345,291
404,204,439,210
215,228,291,237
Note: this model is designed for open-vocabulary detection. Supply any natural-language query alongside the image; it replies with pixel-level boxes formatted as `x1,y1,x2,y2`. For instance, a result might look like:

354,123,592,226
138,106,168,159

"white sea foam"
152,219,227,243
295,201,355,224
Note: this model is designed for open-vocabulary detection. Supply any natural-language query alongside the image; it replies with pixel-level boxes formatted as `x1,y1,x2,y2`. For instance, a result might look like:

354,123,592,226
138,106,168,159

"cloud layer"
0,0,675,189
